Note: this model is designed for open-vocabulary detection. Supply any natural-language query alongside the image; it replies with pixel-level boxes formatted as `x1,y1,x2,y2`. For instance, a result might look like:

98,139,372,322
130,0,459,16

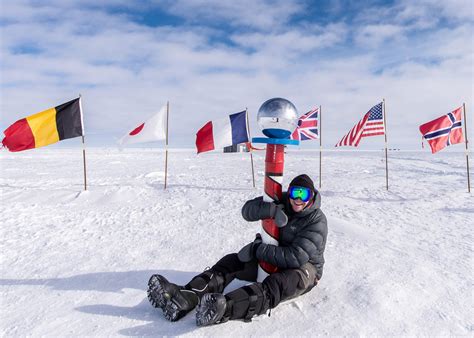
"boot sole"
196,293,227,326
147,275,167,310
147,274,197,322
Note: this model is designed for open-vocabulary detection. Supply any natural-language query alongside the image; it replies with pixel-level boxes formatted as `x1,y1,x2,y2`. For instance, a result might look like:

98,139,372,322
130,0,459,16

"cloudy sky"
1,0,473,149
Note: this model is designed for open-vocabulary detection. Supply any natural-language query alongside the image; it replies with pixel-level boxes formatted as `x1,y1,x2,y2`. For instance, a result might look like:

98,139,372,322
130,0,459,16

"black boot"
147,274,199,321
185,269,225,297
195,283,270,326
195,293,228,326
224,283,270,322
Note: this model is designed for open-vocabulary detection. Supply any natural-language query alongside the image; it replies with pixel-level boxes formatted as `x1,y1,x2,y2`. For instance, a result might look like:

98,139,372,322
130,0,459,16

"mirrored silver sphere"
257,97,298,139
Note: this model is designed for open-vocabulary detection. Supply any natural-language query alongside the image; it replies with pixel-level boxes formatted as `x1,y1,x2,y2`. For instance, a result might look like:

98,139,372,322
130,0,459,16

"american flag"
335,102,385,147
290,107,319,141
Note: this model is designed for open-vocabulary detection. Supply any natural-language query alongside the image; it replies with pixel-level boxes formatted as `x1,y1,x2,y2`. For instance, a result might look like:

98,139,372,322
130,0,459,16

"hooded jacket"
241,191,328,280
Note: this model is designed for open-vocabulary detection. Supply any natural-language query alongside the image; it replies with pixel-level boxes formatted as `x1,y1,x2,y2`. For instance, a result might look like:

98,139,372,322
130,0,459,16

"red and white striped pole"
252,98,299,282
259,144,285,276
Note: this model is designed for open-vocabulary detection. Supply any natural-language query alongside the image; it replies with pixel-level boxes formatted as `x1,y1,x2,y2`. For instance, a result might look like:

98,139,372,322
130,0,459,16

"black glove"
237,233,262,263
269,203,288,228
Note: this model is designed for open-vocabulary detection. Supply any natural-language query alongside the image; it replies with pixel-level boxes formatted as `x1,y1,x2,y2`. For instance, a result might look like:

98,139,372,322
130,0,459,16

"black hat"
289,174,315,193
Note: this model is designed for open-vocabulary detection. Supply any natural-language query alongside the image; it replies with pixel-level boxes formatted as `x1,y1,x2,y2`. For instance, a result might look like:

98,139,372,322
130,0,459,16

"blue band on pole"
252,137,300,145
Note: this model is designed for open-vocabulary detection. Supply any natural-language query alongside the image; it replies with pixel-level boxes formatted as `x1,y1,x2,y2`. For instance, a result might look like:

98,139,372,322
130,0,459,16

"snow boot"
195,283,270,326
195,293,229,326
147,274,199,321
185,269,225,297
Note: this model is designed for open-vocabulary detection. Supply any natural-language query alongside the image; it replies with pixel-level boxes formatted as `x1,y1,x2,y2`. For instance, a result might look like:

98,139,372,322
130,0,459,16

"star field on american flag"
362,102,385,138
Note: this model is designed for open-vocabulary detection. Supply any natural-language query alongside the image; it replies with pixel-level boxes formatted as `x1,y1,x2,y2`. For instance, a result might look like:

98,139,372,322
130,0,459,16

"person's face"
289,197,309,212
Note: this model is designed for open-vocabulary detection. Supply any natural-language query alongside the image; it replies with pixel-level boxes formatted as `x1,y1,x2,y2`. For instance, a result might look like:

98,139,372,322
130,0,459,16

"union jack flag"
290,107,319,141
335,102,385,147
419,107,464,154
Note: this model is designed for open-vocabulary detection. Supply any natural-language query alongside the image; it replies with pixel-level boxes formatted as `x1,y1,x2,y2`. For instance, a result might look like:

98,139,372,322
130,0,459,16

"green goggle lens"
289,186,311,202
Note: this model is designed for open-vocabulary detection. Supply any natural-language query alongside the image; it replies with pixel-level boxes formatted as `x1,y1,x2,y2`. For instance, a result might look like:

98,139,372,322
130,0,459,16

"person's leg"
261,263,316,309
195,262,317,326
185,253,257,297
148,253,257,321
196,282,269,326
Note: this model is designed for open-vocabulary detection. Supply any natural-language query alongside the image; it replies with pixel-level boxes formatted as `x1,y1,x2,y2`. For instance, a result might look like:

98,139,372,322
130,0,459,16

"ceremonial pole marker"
253,98,299,282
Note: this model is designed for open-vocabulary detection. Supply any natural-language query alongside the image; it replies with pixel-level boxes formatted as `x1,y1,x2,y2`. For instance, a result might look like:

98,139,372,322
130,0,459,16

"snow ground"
1,147,472,336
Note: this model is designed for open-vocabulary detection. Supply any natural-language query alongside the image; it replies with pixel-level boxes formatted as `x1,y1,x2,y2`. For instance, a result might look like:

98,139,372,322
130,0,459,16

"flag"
119,105,167,145
1,98,83,152
419,107,464,154
335,102,384,147
290,107,319,141
196,111,249,154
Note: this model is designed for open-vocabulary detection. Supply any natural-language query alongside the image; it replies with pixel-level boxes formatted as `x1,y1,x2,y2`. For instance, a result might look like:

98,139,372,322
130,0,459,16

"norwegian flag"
335,102,385,147
290,107,319,141
419,107,464,154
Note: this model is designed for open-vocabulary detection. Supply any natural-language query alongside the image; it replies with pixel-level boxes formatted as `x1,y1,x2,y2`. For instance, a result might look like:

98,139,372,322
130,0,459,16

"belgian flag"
2,98,83,152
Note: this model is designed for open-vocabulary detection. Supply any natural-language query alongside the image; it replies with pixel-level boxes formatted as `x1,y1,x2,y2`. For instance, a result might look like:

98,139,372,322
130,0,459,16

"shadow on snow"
0,269,202,336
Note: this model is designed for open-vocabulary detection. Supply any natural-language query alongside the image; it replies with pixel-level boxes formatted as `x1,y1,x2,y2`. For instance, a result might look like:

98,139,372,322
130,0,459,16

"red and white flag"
335,102,384,147
290,107,319,141
119,105,167,145
419,107,464,154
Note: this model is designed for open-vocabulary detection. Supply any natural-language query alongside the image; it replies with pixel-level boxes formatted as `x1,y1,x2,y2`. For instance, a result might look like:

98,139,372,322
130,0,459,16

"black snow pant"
186,253,318,321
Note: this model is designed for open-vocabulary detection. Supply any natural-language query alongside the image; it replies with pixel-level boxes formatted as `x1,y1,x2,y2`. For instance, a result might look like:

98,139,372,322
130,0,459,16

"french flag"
195,111,249,154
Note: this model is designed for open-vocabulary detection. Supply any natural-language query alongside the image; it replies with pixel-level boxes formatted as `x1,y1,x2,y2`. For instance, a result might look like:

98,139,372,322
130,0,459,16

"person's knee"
295,263,317,291
263,270,300,307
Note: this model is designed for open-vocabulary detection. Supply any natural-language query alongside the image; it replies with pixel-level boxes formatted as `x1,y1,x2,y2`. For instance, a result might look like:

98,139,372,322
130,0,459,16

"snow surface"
1,148,472,336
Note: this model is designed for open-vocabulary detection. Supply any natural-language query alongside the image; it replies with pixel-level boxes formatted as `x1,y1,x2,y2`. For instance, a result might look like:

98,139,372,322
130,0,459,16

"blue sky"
1,0,473,149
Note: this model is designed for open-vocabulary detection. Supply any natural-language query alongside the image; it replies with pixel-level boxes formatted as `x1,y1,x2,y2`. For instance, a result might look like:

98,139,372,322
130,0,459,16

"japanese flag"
119,105,167,145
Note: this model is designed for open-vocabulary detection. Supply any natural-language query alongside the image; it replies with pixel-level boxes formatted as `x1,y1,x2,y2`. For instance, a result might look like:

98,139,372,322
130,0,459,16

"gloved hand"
237,233,262,263
270,203,288,227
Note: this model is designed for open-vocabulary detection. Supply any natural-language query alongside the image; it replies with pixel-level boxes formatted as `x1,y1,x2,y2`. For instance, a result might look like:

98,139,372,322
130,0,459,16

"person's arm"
241,196,275,222
242,196,288,227
255,219,324,269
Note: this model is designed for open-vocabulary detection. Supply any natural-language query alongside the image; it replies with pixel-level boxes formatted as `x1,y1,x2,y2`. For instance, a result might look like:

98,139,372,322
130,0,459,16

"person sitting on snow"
147,174,328,326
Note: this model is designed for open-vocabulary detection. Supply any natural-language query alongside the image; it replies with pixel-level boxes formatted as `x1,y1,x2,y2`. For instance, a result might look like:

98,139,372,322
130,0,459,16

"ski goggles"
288,186,312,202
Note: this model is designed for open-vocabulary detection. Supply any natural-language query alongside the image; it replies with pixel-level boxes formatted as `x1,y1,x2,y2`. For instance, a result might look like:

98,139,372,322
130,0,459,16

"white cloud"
0,0,472,149
399,0,474,22
161,0,304,31
354,24,406,46
231,23,348,55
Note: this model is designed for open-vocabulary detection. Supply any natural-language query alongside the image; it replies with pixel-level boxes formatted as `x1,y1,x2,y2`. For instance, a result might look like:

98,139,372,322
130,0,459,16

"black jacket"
241,191,328,280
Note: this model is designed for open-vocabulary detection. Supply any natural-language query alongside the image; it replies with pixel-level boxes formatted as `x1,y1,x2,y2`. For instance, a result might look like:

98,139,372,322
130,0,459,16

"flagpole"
319,105,322,189
463,103,471,193
164,101,170,190
79,94,87,191
383,99,389,190
246,108,256,188
82,136,87,191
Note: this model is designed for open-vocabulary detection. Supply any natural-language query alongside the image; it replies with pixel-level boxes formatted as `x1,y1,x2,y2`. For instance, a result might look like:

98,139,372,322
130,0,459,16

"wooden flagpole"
82,136,87,191
463,103,471,193
246,108,256,188
164,101,170,190
79,94,87,191
319,105,322,189
383,99,389,190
